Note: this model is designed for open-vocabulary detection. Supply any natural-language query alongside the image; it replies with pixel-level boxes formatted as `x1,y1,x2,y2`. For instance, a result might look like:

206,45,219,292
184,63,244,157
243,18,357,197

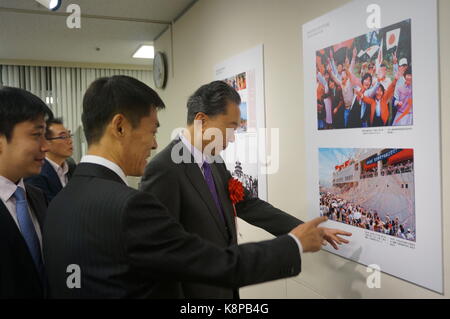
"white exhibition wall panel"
303,0,442,293
214,45,268,202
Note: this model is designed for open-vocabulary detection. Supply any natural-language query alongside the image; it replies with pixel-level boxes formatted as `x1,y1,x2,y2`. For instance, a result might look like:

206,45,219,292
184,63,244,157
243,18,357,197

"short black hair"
0,86,53,142
362,73,373,86
45,117,64,139
186,80,241,125
82,75,165,145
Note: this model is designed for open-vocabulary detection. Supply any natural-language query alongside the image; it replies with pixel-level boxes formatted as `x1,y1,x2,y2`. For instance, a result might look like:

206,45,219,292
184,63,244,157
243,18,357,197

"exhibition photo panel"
316,20,413,130
303,0,442,293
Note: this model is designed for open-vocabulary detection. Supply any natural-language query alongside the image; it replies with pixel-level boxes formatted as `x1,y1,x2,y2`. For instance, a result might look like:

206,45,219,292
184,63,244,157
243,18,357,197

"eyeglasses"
47,134,73,141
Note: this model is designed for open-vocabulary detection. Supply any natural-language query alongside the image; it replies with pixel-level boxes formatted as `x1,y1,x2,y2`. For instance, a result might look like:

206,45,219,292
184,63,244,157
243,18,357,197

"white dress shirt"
179,132,303,255
80,155,128,186
46,157,69,187
0,175,43,247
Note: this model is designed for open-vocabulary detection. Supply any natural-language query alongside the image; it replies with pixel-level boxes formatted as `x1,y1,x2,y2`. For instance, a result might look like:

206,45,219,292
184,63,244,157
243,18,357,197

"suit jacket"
0,184,47,298
43,163,301,299
25,159,76,203
139,138,303,298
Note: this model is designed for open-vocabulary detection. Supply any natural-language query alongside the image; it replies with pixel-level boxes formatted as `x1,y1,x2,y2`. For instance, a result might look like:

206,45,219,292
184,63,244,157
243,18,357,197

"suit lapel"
25,185,46,233
44,160,63,191
211,164,236,241
0,200,21,235
176,139,229,242
184,163,230,242
0,198,44,291
0,199,40,260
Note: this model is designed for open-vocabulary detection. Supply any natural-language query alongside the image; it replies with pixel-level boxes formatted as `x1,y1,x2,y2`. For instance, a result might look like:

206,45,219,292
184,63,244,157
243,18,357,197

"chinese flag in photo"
365,45,380,58
333,39,354,52
386,28,401,50
376,38,384,67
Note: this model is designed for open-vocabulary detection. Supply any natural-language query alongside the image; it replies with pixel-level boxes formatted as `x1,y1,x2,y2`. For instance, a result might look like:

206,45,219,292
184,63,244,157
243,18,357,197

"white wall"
153,0,450,298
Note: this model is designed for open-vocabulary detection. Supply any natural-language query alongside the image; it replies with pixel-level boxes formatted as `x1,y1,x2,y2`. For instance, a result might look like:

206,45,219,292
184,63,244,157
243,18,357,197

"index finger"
309,216,328,227
335,230,353,236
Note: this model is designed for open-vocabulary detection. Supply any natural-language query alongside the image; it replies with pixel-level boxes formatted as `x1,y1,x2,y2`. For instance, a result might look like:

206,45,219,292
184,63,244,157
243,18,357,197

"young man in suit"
26,118,76,202
0,87,53,298
43,75,336,299
139,80,352,298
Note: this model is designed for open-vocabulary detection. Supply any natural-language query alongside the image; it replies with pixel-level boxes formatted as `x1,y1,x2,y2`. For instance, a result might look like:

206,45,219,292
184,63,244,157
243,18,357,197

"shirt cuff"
288,233,303,256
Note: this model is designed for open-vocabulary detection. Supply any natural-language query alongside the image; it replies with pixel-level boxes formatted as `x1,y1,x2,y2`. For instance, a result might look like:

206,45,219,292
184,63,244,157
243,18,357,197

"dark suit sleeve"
123,191,301,288
139,158,180,220
220,162,304,236
25,175,53,203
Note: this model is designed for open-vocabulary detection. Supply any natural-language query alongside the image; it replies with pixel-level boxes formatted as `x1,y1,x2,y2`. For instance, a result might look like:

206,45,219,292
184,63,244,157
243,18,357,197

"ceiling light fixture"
133,45,155,59
35,0,62,11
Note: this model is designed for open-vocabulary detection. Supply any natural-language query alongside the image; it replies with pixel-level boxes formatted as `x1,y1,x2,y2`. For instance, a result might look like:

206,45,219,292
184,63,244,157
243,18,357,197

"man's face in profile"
201,102,240,156
0,117,49,181
122,109,159,177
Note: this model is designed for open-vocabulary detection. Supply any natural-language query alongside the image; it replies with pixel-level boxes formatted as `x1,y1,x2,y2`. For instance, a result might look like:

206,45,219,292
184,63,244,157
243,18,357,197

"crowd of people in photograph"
232,161,258,199
360,167,378,179
317,46,413,130
381,160,413,176
320,192,415,241
359,159,414,179
224,72,247,91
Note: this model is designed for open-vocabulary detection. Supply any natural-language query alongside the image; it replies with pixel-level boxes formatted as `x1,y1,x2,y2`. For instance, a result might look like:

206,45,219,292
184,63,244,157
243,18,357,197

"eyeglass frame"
46,133,74,141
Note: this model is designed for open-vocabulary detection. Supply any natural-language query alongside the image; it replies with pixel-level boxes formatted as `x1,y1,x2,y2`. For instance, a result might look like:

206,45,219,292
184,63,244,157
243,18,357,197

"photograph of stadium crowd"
319,148,416,241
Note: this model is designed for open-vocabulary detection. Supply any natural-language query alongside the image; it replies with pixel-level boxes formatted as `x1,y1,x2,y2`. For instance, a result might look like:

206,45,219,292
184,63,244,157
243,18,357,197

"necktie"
14,186,45,282
202,161,225,223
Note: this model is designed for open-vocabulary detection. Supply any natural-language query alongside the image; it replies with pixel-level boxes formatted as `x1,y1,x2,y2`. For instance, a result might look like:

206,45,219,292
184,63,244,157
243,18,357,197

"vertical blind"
0,65,153,133
0,65,153,161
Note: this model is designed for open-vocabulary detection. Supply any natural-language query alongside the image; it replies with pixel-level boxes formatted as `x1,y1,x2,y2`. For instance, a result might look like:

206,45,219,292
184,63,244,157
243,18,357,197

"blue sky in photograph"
239,102,248,120
318,148,357,187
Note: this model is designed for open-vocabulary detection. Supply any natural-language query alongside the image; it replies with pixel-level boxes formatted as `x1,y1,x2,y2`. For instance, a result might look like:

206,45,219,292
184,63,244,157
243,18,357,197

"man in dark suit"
140,81,352,298
26,118,76,202
0,87,53,298
44,75,331,299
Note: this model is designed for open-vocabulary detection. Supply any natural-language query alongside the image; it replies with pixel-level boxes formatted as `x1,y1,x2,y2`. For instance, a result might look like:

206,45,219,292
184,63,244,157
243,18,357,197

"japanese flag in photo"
386,28,401,50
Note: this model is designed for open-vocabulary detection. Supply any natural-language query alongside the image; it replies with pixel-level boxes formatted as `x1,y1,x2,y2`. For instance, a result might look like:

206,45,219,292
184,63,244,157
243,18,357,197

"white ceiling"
0,0,196,66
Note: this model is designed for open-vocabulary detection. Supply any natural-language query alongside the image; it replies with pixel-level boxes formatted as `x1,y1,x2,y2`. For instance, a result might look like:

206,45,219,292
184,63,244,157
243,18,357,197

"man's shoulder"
84,179,165,213
144,139,190,176
151,139,183,165
24,182,48,208
25,182,46,198
55,175,151,213
42,159,57,174
25,161,53,183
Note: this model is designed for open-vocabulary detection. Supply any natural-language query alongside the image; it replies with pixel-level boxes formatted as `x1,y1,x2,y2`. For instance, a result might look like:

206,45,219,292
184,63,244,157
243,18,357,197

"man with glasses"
26,118,76,202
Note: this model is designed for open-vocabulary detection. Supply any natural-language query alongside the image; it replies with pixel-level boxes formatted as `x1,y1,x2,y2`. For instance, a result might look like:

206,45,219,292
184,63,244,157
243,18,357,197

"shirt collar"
46,157,69,175
0,175,26,202
180,131,208,169
80,155,128,186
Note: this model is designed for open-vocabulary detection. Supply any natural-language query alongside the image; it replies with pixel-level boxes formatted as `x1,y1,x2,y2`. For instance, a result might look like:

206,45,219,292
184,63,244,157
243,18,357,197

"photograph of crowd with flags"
316,19,412,130
224,72,248,132
319,148,416,241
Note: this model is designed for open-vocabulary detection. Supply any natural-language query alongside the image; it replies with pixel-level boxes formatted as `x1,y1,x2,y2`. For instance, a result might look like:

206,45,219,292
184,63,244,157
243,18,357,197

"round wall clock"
153,52,167,89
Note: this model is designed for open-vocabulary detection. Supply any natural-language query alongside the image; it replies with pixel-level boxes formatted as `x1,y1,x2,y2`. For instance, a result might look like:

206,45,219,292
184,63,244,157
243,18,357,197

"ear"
0,135,5,155
194,112,208,131
110,114,129,138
